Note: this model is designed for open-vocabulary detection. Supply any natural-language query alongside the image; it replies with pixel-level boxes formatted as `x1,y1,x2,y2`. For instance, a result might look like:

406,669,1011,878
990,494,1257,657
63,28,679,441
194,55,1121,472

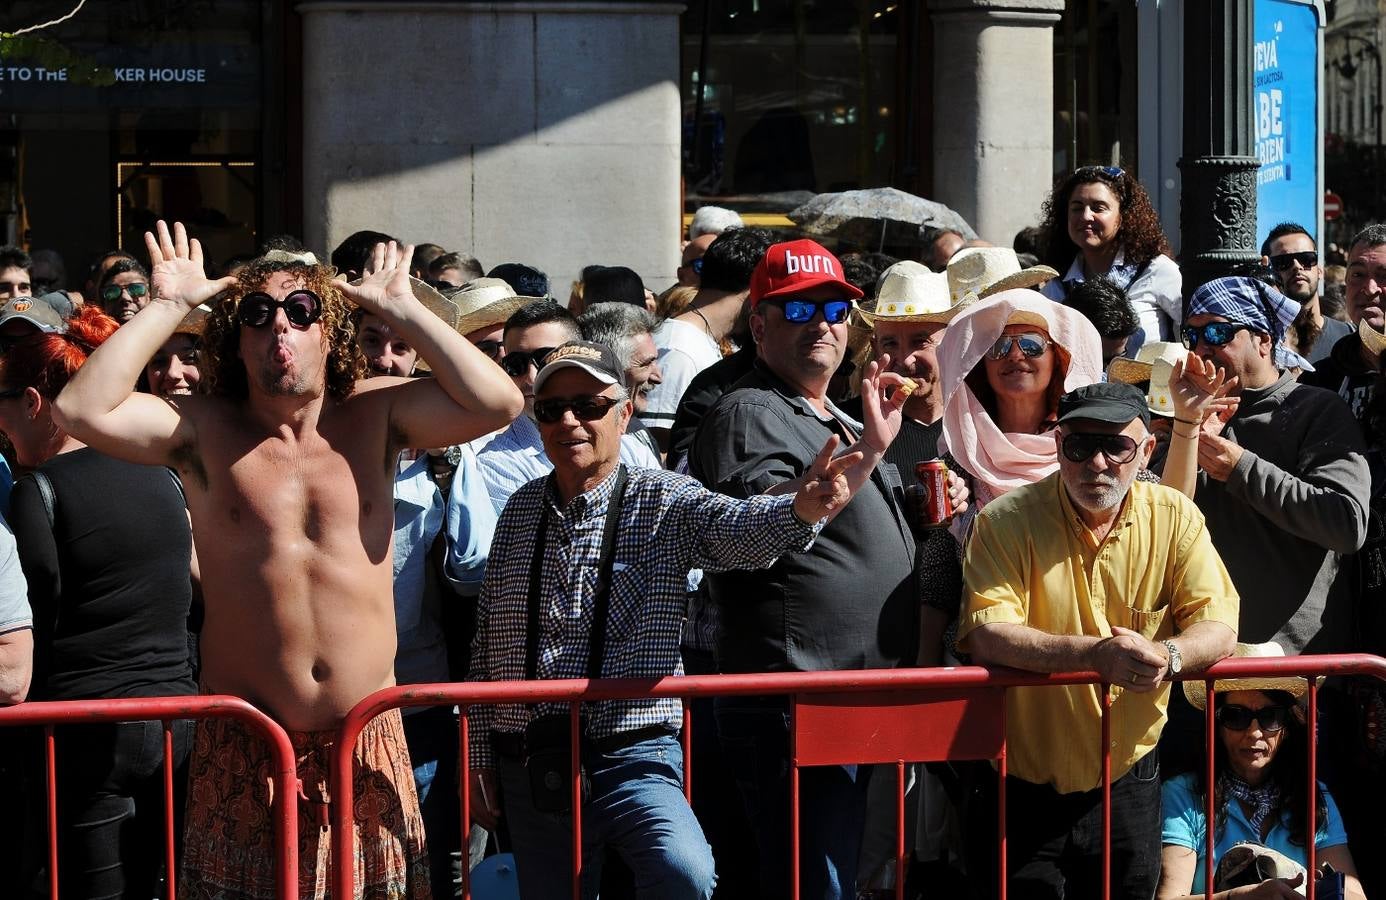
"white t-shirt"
643,317,722,431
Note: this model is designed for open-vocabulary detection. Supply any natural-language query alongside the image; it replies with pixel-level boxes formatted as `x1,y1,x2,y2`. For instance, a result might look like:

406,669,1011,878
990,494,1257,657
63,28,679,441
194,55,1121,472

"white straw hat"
859,261,964,325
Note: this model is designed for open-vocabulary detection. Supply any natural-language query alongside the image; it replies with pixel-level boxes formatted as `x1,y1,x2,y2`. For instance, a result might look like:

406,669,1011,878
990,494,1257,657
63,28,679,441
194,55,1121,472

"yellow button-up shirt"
957,474,1239,794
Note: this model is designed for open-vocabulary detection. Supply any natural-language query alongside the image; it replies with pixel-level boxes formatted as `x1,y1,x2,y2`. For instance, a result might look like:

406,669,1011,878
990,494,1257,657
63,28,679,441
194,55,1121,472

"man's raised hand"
339,241,416,316
1169,352,1238,427
859,356,909,455
143,220,237,310
793,435,865,524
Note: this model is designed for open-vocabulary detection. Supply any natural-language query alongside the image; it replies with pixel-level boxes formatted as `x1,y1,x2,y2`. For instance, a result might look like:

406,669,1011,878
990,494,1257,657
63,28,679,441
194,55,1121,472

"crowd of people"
0,164,1381,900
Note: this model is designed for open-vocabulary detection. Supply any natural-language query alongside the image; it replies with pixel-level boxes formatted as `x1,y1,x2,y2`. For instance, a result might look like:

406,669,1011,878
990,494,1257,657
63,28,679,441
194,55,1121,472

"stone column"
1178,0,1259,299
296,2,683,293
929,0,1065,244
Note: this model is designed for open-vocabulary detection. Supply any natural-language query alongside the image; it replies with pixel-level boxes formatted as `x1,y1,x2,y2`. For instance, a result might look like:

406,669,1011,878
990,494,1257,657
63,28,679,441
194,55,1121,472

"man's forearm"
55,298,187,427
383,298,520,418
967,622,1101,674
1169,620,1235,673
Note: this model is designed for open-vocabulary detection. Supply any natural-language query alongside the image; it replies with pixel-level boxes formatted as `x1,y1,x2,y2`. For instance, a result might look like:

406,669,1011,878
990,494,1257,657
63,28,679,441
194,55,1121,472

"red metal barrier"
331,654,1386,900
0,695,301,900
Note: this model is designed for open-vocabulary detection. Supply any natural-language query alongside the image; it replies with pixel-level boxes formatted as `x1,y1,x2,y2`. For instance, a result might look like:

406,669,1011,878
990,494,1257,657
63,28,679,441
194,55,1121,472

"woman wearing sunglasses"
97,257,152,324
1038,166,1183,343
0,306,196,897
1158,643,1366,899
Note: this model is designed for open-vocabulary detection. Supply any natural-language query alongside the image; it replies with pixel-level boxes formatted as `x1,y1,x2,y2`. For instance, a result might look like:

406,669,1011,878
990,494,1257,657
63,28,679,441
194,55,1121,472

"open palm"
1169,351,1237,425
339,241,415,315
144,220,237,309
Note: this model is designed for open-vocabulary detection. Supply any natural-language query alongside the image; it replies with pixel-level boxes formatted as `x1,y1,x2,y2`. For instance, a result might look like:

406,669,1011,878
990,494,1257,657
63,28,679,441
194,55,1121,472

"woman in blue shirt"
1158,645,1365,899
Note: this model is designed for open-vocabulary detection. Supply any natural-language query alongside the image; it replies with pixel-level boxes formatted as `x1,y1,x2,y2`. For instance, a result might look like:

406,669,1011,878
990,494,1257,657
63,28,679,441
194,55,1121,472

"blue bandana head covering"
1185,276,1314,373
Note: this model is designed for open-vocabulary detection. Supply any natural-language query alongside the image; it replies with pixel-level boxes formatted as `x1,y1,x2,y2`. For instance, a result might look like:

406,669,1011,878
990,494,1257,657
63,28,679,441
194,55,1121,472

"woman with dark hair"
1038,166,1183,342
1158,644,1366,899
0,306,196,898
97,257,152,324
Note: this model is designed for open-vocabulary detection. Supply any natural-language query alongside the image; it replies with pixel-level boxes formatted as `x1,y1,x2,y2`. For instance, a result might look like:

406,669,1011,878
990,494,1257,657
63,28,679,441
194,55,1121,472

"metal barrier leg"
570,702,583,900
997,750,1007,900
45,724,58,900
682,702,692,803
1101,685,1111,900
164,721,177,900
895,759,906,900
1205,678,1215,900
460,708,471,900
1307,678,1318,900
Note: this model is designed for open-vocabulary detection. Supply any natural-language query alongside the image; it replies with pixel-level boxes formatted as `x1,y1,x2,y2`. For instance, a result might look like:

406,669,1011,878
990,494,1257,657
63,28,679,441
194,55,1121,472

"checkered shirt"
467,465,819,768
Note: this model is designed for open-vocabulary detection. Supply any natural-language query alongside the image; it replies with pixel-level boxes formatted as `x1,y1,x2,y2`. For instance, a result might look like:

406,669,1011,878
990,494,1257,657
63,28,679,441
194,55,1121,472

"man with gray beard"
958,382,1238,899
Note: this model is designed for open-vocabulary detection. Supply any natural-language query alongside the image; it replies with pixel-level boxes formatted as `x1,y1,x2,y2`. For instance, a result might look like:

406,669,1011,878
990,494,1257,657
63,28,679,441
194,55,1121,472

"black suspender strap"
523,465,630,685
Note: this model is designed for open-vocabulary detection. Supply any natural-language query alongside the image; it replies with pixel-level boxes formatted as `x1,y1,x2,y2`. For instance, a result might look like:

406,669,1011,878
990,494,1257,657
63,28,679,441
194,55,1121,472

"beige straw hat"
1105,341,1185,417
858,261,967,325
946,247,1059,304
448,277,536,335
1182,642,1319,711
1358,318,1386,358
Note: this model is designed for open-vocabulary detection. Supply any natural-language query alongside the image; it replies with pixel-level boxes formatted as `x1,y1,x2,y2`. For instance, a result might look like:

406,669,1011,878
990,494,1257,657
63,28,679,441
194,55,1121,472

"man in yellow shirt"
958,381,1238,900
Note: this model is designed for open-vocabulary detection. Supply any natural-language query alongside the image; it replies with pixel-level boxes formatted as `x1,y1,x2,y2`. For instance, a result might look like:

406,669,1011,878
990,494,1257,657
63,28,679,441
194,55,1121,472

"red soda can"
914,459,952,528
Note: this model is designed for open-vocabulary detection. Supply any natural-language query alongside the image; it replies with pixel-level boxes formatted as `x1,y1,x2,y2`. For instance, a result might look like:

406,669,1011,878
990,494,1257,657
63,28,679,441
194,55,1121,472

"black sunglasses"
1216,704,1290,733
474,339,503,361
765,299,853,325
101,282,149,302
1075,165,1124,179
1268,251,1318,271
500,347,557,377
1181,322,1253,350
532,394,621,425
237,290,322,329
1061,432,1140,465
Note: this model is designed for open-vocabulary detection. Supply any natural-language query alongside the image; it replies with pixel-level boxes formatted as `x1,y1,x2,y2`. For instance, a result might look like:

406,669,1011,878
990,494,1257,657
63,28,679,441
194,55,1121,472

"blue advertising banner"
1253,0,1323,249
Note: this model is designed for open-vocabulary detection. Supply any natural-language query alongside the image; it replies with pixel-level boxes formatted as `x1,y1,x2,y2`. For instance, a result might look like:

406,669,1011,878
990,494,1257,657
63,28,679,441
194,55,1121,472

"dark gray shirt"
1192,372,1369,652
688,361,918,673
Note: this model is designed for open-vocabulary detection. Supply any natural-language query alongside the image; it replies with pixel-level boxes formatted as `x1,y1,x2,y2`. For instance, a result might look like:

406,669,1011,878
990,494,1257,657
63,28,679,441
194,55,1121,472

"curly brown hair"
1037,167,1173,273
201,260,365,402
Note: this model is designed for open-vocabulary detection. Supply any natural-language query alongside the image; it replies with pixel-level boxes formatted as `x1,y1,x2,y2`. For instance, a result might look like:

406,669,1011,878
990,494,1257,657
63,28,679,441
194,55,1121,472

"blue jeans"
713,697,870,900
498,734,715,900
402,705,461,900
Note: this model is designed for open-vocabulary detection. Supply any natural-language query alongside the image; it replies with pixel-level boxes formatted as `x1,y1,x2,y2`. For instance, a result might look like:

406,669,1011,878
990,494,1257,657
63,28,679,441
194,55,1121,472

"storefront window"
1053,0,1139,175
1,1,266,282
681,0,904,213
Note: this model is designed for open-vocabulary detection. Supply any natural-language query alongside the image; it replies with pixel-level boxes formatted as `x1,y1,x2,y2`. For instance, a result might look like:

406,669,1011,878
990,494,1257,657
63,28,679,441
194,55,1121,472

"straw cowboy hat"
946,247,1059,304
1183,642,1320,711
1106,341,1186,417
447,277,535,335
173,304,212,338
1359,318,1386,358
858,261,967,325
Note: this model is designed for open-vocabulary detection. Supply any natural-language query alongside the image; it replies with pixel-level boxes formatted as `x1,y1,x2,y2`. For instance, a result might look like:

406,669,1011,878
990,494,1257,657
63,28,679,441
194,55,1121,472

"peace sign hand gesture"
793,435,867,524
338,241,416,317
143,220,238,310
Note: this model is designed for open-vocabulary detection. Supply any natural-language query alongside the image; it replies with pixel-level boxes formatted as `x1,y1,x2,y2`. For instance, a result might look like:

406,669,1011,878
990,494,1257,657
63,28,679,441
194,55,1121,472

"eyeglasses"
1216,704,1291,733
1075,165,1124,179
1181,322,1253,350
237,290,323,329
500,347,556,377
985,332,1051,360
532,394,622,425
101,282,149,303
1268,251,1318,271
765,299,853,325
1061,432,1140,464
474,339,503,361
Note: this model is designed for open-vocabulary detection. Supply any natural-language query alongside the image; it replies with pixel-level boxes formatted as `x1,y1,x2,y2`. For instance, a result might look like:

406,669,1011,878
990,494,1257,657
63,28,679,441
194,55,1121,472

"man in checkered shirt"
466,339,908,899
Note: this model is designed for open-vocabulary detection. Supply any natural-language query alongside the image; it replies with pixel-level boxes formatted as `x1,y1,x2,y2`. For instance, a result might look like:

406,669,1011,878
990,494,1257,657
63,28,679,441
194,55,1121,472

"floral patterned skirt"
178,707,431,900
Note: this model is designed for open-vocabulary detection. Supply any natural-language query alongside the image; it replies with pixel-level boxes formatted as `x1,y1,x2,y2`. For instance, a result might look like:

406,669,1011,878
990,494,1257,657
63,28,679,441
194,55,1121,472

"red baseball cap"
750,239,864,307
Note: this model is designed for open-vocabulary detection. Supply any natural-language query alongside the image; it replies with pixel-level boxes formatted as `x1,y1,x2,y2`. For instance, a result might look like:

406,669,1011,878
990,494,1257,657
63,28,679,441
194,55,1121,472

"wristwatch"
1162,639,1182,676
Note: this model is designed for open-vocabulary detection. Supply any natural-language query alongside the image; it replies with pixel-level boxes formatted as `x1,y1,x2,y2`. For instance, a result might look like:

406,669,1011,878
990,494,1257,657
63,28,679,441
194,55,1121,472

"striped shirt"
467,465,819,768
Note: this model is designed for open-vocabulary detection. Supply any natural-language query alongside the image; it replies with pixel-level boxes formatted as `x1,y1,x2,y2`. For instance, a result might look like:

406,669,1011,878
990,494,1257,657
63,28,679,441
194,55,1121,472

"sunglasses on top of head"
532,394,622,425
765,299,853,325
1061,432,1140,465
1215,703,1290,733
237,290,323,329
1180,322,1253,350
985,332,1051,360
499,347,557,377
101,282,149,303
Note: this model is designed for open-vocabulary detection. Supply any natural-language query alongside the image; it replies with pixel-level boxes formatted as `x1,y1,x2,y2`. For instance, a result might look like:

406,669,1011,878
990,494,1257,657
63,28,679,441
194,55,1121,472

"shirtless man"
53,221,522,899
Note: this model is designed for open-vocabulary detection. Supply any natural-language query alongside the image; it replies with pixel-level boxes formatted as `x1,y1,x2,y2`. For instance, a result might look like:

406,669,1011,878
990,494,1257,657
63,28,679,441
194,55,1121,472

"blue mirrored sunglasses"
1181,322,1252,349
769,299,853,325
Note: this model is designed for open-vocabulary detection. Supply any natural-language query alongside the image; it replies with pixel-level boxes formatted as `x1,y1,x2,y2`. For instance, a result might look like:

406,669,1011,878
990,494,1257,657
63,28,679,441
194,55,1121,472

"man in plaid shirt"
467,340,907,899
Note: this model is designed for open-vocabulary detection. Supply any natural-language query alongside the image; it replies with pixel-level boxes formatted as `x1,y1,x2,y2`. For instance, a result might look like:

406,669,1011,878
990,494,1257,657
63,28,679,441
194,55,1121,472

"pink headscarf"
937,288,1103,508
